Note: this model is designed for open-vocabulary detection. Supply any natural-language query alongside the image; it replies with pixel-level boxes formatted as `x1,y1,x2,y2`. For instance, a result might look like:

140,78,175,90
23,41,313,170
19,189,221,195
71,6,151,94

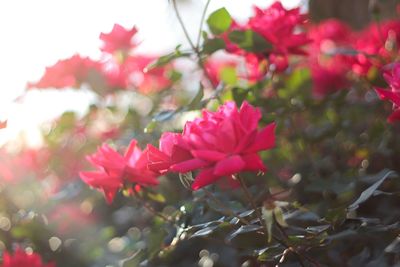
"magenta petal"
213,155,245,176
388,109,400,123
79,171,121,188
170,158,209,173
191,150,226,162
241,154,267,172
191,168,220,190
375,88,400,106
245,122,276,153
103,189,118,204
239,101,261,130
124,139,138,159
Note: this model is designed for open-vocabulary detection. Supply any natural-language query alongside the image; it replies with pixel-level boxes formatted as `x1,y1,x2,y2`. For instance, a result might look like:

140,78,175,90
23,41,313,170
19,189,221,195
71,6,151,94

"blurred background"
0,0,306,146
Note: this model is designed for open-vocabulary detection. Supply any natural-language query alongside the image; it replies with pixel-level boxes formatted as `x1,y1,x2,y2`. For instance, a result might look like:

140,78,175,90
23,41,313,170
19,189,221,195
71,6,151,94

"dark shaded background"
310,0,398,29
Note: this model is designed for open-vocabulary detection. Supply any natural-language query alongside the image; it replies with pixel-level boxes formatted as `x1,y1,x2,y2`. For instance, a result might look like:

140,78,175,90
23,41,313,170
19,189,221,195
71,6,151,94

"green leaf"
191,226,219,238
348,170,397,211
144,120,157,133
262,207,274,243
167,69,182,82
220,66,237,85
228,30,271,53
203,38,226,54
206,8,232,35
187,86,204,110
225,225,263,242
147,45,190,70
273,207,288,227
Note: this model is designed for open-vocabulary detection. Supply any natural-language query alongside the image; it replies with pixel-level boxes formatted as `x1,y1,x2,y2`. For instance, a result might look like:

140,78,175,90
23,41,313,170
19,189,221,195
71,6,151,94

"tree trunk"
309,0,398,29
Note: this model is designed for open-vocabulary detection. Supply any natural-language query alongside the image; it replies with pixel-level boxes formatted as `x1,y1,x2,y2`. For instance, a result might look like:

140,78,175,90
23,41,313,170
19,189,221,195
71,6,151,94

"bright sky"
0,0,305,146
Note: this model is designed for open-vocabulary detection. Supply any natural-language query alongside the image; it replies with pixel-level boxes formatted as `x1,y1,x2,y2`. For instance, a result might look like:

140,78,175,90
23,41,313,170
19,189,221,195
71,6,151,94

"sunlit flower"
147,132,193,175
100,24,138,54
148,101,275,190
1,248,54,267
80,140,159,203
248,2,309,71
27,54,101,89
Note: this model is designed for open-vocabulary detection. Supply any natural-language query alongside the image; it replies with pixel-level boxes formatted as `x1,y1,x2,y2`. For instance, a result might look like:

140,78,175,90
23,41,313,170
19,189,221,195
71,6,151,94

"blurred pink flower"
100,24,138,54
310,58,349,97
48,203,95,236
352,20,400,76
248,2,309,71
101,55,173,93
27,54,100,89
1,248,54,267
307,19,352,97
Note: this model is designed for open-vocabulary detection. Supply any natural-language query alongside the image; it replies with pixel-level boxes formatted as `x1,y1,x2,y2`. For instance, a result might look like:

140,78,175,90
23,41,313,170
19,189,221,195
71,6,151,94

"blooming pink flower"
80,140,159,203
148,101,275,190
375,63,400,122
1,248,54,267
100,24,138,54
248,2,310,71
28,54,101,89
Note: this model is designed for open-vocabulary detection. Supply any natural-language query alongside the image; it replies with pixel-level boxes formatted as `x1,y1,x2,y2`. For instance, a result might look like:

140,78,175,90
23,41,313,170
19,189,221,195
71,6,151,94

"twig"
172,0,196,51
196,0,212,48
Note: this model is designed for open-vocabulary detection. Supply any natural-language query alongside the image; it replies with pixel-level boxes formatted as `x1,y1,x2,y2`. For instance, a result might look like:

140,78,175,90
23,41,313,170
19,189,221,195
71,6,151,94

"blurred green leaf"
228,30,272,53
147,45,190,70
220,66,237,85
203,38,226,54
206,8,232,35
187,86,204,110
